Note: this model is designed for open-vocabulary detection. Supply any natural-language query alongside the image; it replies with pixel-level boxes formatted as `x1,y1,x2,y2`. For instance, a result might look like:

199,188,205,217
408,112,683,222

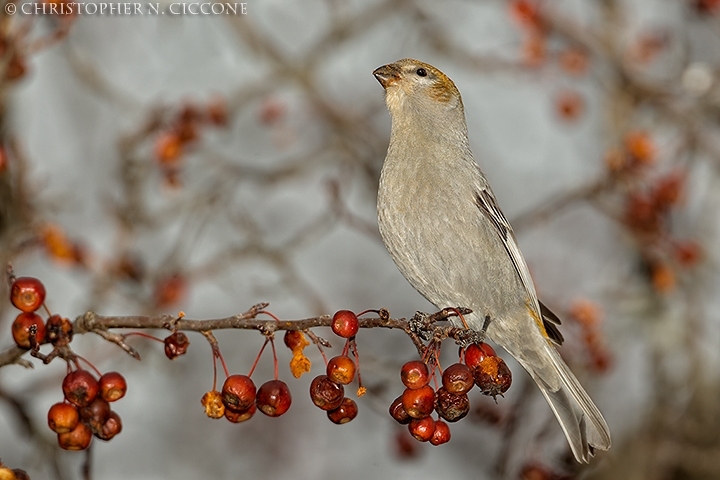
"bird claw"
454,315,492,348
409,311,434,342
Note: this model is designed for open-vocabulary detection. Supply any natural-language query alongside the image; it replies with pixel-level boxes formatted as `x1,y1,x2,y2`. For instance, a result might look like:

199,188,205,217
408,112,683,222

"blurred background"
1,0,720,478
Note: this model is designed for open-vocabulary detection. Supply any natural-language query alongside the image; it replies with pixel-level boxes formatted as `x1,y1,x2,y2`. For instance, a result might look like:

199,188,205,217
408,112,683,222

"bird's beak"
373,63,401,89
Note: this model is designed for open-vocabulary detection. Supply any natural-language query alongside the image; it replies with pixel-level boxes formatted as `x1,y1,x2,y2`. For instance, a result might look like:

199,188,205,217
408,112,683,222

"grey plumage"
374,58,611,462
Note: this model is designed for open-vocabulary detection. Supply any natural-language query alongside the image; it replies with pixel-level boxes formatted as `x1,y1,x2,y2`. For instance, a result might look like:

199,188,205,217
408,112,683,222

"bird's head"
373,59,463,119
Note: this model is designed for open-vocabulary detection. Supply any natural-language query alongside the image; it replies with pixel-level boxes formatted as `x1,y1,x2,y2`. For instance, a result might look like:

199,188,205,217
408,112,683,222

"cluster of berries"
389,342,511,445
10,276,74,350
306,310,363,424
49,369,127,450
204,374,292,422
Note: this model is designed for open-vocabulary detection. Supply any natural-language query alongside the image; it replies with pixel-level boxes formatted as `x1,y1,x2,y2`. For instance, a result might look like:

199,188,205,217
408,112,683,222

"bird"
373,58,611,463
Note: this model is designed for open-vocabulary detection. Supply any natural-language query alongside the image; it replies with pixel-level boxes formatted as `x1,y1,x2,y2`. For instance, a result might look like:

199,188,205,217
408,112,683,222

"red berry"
400,360,430,389
430,420,451,446
221,374,257,412
10,276,46,313
434,387,470,423
283,330,307,351
95,411,122,441
47,402,79,434
224,403,256,423
464,342,497,369
441,363,474,395
11,312,46,349
326,397,358,424
389,395,411,425
326,355,356,385
309,375,344,411
46,314,73,346
401,385,435,419
99,372,127,402
164,331,190,359
57,421,92,451
408,416,435,442
473,356,513,397
256,380,292,417
331,310,359,338
62,370,99,408
80,397,111,434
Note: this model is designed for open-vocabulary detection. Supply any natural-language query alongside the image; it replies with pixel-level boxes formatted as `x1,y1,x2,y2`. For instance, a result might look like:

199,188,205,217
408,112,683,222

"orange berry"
651,262,675,293
509,0,542,30
256,380,292,417
10,276,46,313
331,310,359,338
11,312,46,348
57,421,92,451
400,360,430,389
155,132,183,165
624,130,655,165
99,371,127,402
47,402,79,434
326,355,356,385
568,299,602,329
326,397,358,425
558,48,589,76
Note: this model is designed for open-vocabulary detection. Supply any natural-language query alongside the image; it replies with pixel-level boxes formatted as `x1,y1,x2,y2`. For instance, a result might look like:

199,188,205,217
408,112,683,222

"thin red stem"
75,355,102,377
270,338,278,381
248,338,269,378
211,346,218,391
125,332,164,343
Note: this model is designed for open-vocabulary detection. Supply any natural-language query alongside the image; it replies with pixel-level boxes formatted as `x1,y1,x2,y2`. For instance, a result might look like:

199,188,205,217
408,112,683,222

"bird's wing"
474,186,561,342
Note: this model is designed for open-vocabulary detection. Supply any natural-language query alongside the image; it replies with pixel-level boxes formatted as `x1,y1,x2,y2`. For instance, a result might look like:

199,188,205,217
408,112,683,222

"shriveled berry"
327,397,358,424
430,420,451,446
57,421,92,451
12,469,30,480
95,411,122,441
201,390,225,419
408,416,435,442
331,310,359,338
99,371,127,402
309,375,344,411
474,356,513,397
464,342,497,369
442,363,474,395
221,374,256,412
400,360,430,389
11,312,46,349
326,355,356,385
164,331,190,359
401,385,435,419
47,402,79,434
256,380,292,417
434,387,470,422
80,397,111,434
62,370,99,407
0,466,16,480
389,395,411,425
10,276,46,313
46,314,73,346
224,403,256,423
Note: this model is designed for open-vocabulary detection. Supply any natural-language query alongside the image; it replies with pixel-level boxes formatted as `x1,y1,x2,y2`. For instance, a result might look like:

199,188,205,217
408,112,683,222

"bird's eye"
416,68,427,77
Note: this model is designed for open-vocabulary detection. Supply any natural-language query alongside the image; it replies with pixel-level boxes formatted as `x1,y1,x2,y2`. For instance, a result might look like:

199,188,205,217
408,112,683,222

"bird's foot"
454,315,492,348
409,311,434,342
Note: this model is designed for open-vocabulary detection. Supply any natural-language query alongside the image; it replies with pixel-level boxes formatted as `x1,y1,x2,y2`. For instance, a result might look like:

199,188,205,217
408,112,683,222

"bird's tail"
527,344,611,463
